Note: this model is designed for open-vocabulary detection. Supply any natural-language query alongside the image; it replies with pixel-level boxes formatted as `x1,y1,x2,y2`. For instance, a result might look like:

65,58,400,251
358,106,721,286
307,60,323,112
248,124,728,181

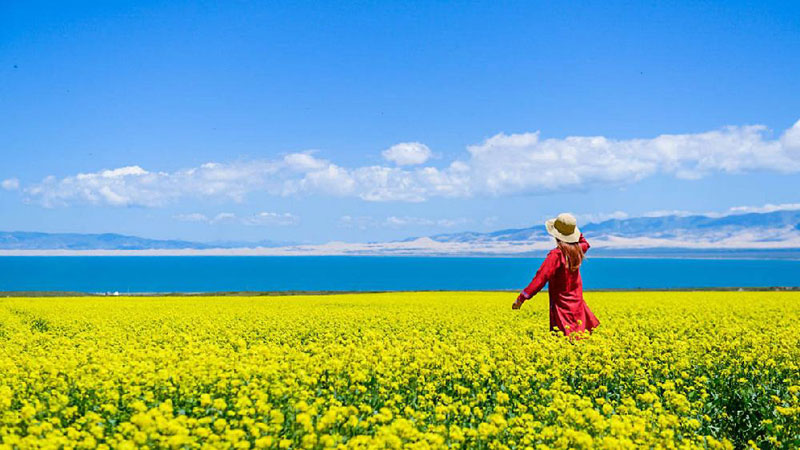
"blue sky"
1,1,799,243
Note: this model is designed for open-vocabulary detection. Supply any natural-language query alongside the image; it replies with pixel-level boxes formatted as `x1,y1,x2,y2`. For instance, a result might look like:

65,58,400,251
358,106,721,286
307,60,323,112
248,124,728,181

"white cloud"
211,212,238,224
576,211,630,224
384,216,435,227
641,210,696,218
243,212,299,226
618,202,800,222
434,218,472,228
98,166,148,178
1,178,20,191
173,213,209,223
338,215,376,230
291,164,356,197
340,215,471,229
27,160,283,207
21,119,800,206
174,211,299,226
725,202,800,215
382,142,432,166
283,152,328,171
462,124,799,195
781,119,800,153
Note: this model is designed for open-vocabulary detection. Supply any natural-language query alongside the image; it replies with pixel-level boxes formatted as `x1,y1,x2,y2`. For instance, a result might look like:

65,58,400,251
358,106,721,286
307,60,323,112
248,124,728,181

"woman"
512,213,600,336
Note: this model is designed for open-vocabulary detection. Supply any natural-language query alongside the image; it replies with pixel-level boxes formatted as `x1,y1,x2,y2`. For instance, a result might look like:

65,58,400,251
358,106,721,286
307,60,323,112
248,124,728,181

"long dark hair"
557,239,584,272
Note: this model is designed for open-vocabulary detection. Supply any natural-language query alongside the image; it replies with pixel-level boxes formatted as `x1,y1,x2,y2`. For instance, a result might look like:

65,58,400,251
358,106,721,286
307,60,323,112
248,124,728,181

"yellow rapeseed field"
0,291,798,449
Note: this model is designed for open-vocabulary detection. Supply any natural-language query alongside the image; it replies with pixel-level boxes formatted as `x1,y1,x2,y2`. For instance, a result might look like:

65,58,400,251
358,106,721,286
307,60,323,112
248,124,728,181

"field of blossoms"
0,291,798,449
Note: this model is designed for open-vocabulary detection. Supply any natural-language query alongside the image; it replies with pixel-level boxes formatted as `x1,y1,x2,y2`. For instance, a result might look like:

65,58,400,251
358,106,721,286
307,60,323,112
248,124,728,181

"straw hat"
545,213,580,243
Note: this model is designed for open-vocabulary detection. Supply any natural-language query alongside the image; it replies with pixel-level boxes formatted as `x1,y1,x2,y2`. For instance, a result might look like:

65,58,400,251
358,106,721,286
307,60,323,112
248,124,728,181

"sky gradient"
2,1,799,243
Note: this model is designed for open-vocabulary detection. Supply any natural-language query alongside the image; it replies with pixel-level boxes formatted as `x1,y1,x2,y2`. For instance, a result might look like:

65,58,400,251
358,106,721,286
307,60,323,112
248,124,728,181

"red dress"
519,234,600,335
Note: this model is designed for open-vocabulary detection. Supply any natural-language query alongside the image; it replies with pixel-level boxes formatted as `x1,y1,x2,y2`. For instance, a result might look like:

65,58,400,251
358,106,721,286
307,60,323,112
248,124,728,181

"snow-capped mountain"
429,210,800,247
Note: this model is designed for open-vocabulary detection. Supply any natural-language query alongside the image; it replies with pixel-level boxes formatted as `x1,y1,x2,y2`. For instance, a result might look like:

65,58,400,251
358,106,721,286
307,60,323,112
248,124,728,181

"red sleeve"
579,234,590,254
520,250,561,299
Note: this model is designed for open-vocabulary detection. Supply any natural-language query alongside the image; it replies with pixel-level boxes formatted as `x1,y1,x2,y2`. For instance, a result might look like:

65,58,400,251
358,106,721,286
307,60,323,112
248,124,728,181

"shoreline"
2,287,799,297
1,251,799,261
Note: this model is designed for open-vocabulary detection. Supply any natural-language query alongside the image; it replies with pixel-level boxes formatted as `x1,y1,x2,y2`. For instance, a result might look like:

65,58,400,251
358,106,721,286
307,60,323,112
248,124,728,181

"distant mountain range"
428,210,800,244
2,209,800,256
0,231,285,251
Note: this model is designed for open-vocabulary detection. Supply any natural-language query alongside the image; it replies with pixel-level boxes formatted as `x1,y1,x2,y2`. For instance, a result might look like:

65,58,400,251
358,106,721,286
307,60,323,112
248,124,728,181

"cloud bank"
21,119,800,207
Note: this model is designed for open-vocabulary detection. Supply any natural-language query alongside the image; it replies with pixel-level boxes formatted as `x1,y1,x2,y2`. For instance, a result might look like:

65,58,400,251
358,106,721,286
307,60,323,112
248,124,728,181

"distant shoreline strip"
2,287,799,297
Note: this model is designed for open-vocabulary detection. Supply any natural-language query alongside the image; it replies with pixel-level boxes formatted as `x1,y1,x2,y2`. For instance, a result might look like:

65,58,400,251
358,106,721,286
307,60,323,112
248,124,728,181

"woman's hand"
512,294,525,310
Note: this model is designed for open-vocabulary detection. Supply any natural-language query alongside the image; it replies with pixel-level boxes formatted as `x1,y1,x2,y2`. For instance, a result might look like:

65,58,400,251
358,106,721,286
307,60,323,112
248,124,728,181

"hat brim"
545,219,580,243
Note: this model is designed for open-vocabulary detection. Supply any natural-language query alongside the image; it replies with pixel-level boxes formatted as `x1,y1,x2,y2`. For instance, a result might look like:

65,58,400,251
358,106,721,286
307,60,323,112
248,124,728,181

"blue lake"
0,256,798,293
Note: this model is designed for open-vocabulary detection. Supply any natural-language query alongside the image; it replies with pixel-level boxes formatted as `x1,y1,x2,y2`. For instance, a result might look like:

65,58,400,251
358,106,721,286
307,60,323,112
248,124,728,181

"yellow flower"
0,291,796,449
20,404,36,420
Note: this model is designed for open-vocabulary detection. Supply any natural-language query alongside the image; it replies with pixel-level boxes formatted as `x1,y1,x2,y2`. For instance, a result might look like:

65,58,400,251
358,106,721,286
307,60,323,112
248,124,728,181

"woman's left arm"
579,233,590,253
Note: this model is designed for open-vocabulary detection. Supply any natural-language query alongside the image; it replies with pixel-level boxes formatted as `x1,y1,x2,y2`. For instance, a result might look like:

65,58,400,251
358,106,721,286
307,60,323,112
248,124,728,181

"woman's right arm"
517,250,560,304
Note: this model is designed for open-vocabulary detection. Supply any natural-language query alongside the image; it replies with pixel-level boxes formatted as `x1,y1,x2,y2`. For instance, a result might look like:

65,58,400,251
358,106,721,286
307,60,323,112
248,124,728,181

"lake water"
1,256,798,293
